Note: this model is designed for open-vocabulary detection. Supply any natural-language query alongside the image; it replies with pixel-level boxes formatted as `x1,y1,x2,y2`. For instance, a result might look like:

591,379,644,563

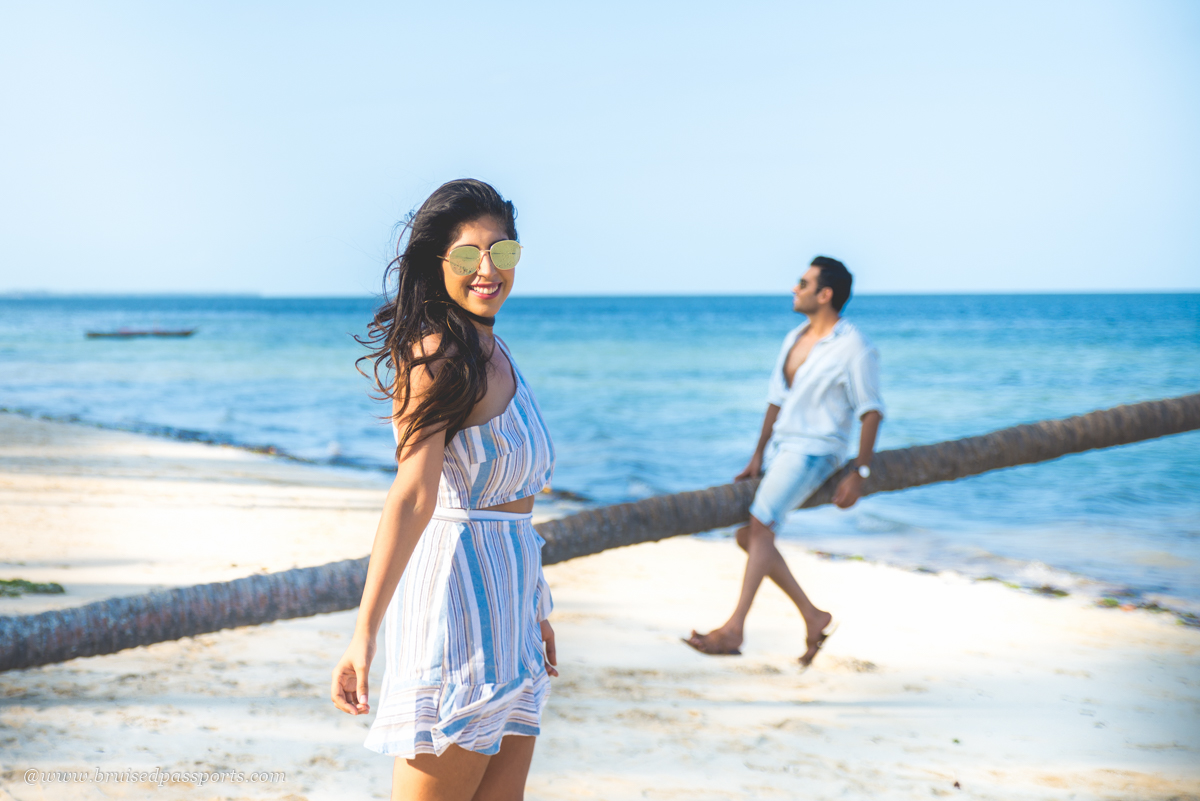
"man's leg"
686,451,837,659
685,514,776,654
732,524,833,664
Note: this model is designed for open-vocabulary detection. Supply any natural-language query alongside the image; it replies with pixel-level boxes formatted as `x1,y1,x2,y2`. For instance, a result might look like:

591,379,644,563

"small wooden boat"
85,328,198,339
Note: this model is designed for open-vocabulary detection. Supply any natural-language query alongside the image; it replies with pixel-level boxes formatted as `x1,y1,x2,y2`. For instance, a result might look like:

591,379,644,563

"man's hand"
735,452,764,482
739,405,779,483
832,472,864,509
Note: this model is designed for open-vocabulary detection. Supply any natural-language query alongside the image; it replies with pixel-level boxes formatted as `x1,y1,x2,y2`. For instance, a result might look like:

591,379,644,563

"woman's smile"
469,282,502,298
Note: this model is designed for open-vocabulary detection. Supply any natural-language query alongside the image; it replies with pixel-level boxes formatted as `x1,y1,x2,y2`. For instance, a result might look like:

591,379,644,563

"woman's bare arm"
354,429,445,641
331,351,446,715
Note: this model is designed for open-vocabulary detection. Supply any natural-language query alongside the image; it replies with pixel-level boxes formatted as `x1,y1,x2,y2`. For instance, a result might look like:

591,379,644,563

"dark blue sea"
2,294,1198,614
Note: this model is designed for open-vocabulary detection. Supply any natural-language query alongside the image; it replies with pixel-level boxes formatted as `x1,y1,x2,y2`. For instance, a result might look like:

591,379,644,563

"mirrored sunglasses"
441,240,522,276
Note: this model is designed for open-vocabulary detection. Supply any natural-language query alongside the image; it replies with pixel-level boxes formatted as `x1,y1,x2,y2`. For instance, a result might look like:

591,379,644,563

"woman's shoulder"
408,332,462,371
413,330,444,357
394,333,449,405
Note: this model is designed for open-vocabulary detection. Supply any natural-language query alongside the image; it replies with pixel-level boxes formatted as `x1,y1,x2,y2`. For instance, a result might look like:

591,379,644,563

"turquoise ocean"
2,294,1198,616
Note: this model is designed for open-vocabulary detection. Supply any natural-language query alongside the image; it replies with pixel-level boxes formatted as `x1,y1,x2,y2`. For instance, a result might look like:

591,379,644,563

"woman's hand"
330,633,377,715
540,619,558,677
735,452,764,482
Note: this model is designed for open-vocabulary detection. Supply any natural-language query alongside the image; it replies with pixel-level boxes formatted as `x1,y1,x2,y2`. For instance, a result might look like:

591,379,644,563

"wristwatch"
855,464,871,479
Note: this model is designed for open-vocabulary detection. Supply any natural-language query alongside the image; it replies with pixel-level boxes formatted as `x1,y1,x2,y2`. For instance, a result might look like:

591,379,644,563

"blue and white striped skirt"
363,508,552,758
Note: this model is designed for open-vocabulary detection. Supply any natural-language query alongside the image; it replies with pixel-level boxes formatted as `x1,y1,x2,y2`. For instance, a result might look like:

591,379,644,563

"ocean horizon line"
3,289,1199,300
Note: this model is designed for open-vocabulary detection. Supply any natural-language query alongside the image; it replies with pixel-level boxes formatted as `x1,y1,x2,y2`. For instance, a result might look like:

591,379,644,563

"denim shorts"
748,446,842,530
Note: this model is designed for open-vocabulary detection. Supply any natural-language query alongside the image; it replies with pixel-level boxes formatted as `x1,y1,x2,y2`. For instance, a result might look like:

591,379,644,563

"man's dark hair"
810,256,852,312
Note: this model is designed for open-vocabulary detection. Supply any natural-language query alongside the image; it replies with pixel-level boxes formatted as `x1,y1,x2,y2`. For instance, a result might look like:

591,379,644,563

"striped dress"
363,337,556,758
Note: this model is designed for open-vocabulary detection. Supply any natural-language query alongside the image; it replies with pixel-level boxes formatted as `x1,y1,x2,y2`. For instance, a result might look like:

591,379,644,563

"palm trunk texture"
3,392,1197,672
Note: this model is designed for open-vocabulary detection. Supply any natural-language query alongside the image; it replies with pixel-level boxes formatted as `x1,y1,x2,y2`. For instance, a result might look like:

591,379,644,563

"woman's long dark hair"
356,179,518,459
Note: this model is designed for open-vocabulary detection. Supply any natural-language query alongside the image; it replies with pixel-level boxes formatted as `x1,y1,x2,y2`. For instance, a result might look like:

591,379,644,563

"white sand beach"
1,412,1197,800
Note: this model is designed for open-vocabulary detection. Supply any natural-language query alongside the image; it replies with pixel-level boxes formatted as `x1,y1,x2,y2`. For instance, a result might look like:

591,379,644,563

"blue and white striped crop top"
393,338,555,510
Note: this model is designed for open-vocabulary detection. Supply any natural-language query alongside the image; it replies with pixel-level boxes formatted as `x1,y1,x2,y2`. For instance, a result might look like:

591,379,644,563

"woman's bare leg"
392,744,491,801
472,735,536,801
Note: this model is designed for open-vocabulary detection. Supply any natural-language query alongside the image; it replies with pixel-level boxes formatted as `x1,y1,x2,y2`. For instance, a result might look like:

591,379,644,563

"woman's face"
441,216,515,319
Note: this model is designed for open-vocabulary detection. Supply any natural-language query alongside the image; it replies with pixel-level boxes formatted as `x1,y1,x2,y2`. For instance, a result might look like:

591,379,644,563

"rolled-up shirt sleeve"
847,347,885,420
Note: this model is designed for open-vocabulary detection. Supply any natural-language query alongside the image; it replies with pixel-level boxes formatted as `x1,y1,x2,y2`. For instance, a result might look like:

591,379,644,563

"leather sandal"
798,621,838,670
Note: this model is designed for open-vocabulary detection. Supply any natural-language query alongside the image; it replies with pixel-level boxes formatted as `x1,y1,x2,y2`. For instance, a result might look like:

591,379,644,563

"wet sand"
1,413,1197,800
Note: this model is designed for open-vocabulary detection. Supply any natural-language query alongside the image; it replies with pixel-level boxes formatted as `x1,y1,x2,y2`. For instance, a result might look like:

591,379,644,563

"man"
685,256,884,668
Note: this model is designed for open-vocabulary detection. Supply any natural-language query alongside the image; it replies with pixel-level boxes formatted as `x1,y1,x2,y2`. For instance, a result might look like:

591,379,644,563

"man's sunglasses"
441,240,523,276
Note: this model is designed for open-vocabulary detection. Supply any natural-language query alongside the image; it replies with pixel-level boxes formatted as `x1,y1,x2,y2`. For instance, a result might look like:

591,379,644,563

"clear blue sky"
1,1,1197,296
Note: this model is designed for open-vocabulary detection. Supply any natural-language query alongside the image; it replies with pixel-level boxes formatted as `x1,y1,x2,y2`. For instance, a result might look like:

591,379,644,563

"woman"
330,179,557,800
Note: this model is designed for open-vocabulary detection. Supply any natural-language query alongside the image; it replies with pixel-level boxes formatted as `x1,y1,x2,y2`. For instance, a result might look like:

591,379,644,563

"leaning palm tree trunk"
0,559,371,674
539,392,1200,563
2,393,1197,672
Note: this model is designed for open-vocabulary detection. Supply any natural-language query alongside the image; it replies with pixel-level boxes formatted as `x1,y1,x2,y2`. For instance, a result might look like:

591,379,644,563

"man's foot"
683,628,743,656
798,611,836,669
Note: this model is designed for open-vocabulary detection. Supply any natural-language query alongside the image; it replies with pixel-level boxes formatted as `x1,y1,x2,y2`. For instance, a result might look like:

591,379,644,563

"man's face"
792,266,829,314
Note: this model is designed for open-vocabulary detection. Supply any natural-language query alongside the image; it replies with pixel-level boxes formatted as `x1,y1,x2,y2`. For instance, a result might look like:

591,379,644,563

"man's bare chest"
783,334,820,387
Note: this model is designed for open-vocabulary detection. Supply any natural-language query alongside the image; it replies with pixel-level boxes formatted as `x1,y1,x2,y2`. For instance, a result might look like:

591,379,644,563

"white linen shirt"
765,318,885,457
